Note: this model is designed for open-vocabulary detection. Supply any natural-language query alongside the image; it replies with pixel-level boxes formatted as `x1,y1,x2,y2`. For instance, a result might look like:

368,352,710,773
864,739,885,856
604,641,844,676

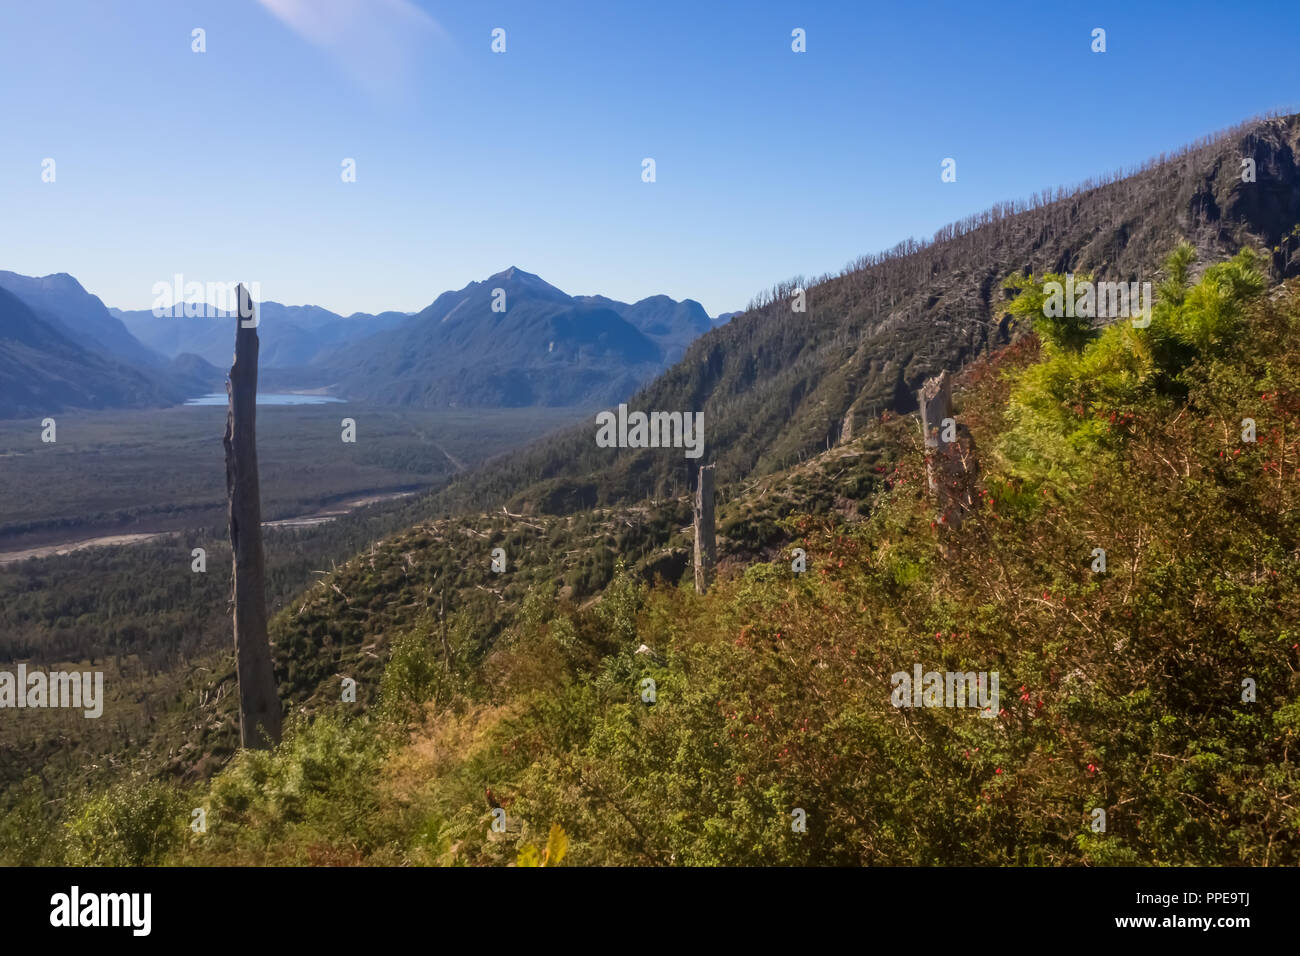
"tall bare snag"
223,284,281,748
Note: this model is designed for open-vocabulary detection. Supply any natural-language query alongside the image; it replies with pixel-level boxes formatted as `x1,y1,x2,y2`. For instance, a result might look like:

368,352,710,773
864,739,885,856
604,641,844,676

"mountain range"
8,112,1296,434
0,268,723,418
313,267,714,407
112,301,413,369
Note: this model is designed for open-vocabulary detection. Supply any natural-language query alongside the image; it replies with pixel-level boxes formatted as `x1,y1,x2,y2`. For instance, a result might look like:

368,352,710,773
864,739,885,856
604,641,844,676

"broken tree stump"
840,406,854,444
693,464,716,594
919,370,980,528
223,284,282,749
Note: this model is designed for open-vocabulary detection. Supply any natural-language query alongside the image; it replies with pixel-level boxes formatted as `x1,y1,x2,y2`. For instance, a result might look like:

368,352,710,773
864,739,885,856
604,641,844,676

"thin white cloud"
256,0,446,95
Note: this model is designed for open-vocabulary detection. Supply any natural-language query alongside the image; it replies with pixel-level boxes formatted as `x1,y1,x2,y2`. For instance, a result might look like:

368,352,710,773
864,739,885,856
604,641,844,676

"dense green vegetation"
8,250,1296,865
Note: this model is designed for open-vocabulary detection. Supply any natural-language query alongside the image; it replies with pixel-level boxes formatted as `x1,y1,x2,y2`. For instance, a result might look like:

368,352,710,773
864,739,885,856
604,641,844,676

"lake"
184,393,346,406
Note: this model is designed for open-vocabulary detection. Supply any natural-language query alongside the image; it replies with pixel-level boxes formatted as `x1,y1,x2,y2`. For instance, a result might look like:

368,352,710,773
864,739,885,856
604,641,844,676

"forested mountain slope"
0,287,181,416
425,113,1300,516
0,270,162,368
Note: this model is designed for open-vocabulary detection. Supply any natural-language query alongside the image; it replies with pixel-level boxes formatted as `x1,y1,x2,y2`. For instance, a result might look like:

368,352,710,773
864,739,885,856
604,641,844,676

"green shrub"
65,778,185,866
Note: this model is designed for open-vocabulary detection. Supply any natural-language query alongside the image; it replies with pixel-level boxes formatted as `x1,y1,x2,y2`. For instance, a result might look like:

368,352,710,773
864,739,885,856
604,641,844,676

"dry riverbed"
0,491,418,565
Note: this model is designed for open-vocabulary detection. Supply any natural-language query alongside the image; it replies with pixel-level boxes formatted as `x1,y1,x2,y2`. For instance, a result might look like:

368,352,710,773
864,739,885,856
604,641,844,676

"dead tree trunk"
920,372,951,498
223,284,281,749
693,464,716,594
920,370,980,528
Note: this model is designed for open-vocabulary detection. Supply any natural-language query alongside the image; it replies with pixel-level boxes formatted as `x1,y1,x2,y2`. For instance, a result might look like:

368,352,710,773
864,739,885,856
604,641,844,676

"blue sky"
1,0,1296,317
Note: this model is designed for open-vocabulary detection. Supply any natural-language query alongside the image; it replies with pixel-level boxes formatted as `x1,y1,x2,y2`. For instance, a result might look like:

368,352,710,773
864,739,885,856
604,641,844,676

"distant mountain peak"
468,267,572,309
490,266,544,283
